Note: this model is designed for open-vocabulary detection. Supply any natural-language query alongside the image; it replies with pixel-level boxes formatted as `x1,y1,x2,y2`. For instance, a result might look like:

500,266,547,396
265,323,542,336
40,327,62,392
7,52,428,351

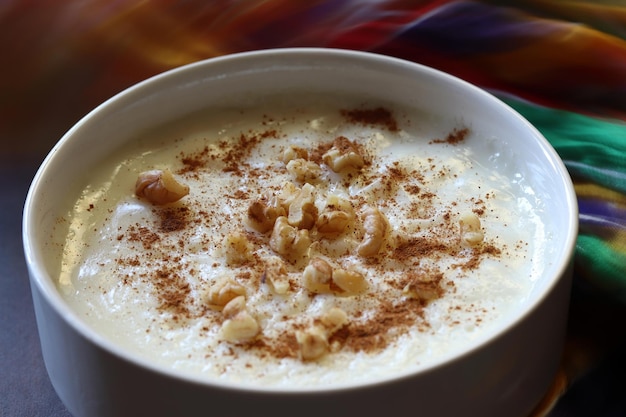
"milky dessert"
57,93,543,387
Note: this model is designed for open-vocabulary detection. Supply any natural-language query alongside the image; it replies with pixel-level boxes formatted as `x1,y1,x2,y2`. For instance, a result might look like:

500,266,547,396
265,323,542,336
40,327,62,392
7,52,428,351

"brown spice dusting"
341,107,399,132
155,206,189,233
222,132,261,173
127,226,160,250
405,184,421,195
179,146,215,174
394,237,450,260
430,127,470,145
331,299,425,353
308,142,334,165
153,267,192,318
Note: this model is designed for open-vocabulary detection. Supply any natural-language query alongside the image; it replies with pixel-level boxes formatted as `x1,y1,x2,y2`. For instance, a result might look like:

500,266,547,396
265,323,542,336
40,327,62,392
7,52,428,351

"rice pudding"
56,93,543,388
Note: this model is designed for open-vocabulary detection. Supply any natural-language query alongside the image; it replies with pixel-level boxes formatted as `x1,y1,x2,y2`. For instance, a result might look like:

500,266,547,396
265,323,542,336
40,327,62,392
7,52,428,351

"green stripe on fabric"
500,97,626,194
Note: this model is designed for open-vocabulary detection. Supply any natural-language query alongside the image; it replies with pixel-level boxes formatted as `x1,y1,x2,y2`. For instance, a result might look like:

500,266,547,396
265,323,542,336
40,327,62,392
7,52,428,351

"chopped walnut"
246,196,286,233
322,136,365,172
205,278,246,311
269,216,311,263
222,232,252,266
135,169,189,205
459,212,484,246
220,296,260,343
276,181,301,210
280,145,308,163
220,312,259,343
297,308,349,360
316,211,350,236
287,183,318,230
316,195,353,237
332,268,368,295
286,159,322,183
263,256,290,294
402,274,443,303
319,307,349,334
296,326,328,361
222,295,247,318
357,206,388,257
302,257,333,294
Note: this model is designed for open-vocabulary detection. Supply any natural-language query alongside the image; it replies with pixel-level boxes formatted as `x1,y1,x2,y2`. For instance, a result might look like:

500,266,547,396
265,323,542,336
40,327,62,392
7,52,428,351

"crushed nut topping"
332,268,368,295
286,158,322,183
222,232,253,266
246,196,285,233
135,169,189,205
297,307,349,360
205,278,246,311
357,206,388,257
459,212,484,246
269,216,311,263
302,257,334,294
322,136,366,172
220,296,260,343
287,183,318,230
263,256,290,294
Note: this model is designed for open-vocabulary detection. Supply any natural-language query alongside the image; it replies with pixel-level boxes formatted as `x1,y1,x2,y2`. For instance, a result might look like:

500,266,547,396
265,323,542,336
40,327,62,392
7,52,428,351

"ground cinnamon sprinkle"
127,226,160,250
155,206,189,233
394,237,450,260
340,107,400,132
331,299,426,353
429,127,469,144
153,266,192,319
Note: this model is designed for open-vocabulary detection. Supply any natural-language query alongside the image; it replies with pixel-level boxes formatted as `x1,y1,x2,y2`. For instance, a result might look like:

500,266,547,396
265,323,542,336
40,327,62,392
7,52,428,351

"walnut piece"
316,195,353,237
276,181,301,210
332,268,368,295
357,206,388,257
287,183,318,230
263,256,290,294
220,296,259,343
296,326,328,361
220,312,259,342
279,145,308,163
319,307,349,334
135,169,189,205
459,212,484,246
402,273,444,303
222,232,252,266
246,196,285,233
322,136,365,172
316,211,349,235
302,257,333,294
205,278,246,311
286,158,322,183
269,216,311,263
297,307,349,360
222,295,247,318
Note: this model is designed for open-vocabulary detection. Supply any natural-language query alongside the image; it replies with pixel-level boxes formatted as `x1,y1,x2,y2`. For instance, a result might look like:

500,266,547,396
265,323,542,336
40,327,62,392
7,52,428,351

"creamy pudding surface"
56,93,544,387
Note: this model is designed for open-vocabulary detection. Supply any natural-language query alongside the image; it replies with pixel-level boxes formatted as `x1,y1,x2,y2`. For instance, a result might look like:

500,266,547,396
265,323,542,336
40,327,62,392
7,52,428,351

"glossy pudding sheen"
56,93,544,388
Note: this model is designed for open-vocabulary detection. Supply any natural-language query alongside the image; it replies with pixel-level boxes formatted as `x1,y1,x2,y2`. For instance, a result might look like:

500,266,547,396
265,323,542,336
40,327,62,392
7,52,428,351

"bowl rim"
22,47,579,393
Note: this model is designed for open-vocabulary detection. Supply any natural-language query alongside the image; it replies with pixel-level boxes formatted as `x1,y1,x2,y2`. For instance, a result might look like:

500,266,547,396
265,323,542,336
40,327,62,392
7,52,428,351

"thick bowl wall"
23,48,577,417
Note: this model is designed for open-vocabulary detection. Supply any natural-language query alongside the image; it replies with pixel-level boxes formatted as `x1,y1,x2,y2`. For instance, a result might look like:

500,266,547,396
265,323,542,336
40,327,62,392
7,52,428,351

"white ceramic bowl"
23,48,577,417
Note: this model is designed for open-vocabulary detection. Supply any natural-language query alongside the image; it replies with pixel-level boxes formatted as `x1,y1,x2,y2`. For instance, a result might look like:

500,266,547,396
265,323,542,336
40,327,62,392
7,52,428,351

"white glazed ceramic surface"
23,48,577,417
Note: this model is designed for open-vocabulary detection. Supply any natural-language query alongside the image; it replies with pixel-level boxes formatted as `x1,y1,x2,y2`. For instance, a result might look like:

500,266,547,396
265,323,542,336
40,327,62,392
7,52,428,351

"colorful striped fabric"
4,1,625,295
